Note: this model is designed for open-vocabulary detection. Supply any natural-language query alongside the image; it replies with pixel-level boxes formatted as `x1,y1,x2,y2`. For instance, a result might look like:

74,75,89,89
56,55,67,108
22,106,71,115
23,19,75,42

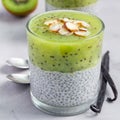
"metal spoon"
7,73,30,84
6,58,29,69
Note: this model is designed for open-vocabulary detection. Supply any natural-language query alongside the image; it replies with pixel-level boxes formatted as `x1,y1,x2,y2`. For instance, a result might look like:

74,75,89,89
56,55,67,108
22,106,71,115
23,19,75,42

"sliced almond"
79,27,88,31
74,31,90,37
59,18,70,22
79,21,90,28
65,22,79,32
58,27,73,36
44,19,58,26
73,20,82,24
49,23,63,32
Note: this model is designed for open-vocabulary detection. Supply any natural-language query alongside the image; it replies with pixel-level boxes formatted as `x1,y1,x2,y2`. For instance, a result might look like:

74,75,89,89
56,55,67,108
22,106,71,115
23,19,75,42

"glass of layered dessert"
26,10,105,116
45,0,100,13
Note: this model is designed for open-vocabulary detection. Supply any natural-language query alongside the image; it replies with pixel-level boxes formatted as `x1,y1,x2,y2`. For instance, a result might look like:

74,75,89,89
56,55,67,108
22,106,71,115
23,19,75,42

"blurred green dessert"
46,0,97,8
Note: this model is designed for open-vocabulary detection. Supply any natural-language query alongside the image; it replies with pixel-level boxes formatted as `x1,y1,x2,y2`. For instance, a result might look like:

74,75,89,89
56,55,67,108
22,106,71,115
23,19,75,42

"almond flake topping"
65,22,79,32
79,21,90,28
59,18,70,22
58,27,73,36
79,27,88,31
49,22,63,32
44,19,58,26
44,18,90,37
74,31,90,37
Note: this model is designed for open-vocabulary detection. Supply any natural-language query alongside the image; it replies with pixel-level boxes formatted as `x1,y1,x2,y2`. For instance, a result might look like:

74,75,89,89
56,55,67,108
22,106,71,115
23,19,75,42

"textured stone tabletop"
0,0,120,119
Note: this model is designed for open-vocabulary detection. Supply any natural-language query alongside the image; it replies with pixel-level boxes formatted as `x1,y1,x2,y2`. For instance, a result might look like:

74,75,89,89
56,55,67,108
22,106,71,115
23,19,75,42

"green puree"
27,11,104,73
46,0,97,8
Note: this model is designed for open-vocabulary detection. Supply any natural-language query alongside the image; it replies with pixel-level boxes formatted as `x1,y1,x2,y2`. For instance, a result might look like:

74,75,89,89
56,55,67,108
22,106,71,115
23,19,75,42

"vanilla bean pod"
90,51,109,113
101,65,118,102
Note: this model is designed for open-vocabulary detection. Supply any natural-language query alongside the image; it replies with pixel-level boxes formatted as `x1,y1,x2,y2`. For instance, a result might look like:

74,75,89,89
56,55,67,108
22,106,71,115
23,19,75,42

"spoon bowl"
6,58,29,69
7,73,30,84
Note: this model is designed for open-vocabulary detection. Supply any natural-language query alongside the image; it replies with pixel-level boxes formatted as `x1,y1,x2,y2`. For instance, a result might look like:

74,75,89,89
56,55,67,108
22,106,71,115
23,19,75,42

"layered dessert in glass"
26,10,105,116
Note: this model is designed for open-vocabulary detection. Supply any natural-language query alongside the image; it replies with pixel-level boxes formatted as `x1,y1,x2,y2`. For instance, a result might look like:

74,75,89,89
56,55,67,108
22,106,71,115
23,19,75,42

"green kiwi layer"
27,11,104,73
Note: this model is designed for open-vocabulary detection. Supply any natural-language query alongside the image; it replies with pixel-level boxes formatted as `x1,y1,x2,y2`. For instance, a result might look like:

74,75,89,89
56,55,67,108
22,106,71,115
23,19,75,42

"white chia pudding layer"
45,2,100,14
30,62,101,107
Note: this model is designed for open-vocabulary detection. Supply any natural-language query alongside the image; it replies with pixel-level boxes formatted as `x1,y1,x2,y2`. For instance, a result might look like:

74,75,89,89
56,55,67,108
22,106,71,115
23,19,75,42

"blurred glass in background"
45,0,101,14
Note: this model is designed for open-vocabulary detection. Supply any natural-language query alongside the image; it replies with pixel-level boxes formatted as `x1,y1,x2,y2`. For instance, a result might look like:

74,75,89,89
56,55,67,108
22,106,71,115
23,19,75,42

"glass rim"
26,10,105,42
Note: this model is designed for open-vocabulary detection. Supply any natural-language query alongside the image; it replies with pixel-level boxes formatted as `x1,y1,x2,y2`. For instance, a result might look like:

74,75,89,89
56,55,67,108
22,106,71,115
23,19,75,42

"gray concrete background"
0,0,120,119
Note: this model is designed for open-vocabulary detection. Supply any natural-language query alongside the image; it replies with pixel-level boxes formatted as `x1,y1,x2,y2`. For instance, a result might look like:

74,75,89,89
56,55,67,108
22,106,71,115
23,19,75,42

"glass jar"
26,10,105,116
